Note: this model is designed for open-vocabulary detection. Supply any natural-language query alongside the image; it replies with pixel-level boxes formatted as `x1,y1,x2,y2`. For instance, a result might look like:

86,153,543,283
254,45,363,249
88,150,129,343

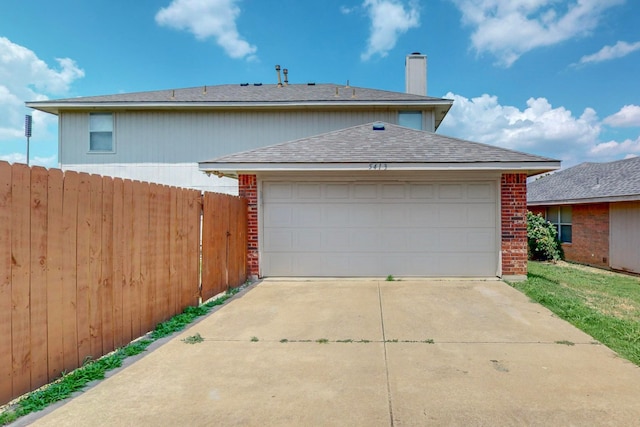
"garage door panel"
439,184,464,199
326,184,350,199
407,229,440,251
297,229,323,251
297,183,322,199
469,204,495,227
295,204,322,226
263,229,293,251
325,206,350,226
438,205,468,226
382,184,405,199
349,229,379,251
264,183,292,201
262,181,498,277
408,205,438,226
350,204,379,226
264,205,293,227
410,184,435,199
354,184,377,199
468,183,494,200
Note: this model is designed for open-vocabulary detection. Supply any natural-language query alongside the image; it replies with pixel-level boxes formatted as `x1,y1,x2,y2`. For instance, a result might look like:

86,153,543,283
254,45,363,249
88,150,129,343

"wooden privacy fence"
0,161,247,406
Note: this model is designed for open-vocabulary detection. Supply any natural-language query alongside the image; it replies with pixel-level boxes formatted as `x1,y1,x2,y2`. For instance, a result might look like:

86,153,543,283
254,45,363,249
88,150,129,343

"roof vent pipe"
283,68,289,85
373,122,385,131
275,65,282,87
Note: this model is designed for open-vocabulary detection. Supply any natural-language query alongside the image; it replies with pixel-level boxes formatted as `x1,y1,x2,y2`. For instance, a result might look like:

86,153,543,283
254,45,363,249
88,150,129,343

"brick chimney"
405,52,427,96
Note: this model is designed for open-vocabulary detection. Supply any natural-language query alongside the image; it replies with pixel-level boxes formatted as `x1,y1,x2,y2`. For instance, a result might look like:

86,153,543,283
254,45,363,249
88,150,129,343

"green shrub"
527,211,564,261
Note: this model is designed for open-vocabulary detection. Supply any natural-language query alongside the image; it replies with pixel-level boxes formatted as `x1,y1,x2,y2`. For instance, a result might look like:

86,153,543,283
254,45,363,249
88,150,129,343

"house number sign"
368,163,388,170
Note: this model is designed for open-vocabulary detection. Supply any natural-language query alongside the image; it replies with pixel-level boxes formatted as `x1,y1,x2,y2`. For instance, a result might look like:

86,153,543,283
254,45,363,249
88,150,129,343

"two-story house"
27,54,559,279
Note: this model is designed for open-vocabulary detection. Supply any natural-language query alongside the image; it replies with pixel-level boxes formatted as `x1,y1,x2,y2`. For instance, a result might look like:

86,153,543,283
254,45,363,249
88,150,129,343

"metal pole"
24,115,32,166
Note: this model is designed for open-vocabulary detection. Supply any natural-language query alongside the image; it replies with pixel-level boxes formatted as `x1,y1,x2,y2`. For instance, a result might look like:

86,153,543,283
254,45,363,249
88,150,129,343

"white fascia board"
528,194,640,206
26,99,453,115
199,161,560,175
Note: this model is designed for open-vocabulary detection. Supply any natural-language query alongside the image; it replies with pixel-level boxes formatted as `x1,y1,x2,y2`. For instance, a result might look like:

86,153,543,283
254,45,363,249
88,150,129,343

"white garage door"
262,181,498,277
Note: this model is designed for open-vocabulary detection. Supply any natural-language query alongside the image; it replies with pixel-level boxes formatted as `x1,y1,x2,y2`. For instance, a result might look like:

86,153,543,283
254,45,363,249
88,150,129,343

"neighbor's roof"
199,122,559,176
528,156,640,205
26,83,453,129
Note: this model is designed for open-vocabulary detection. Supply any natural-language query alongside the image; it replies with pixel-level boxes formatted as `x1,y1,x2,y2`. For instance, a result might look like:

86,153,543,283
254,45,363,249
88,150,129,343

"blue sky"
1,0,639,168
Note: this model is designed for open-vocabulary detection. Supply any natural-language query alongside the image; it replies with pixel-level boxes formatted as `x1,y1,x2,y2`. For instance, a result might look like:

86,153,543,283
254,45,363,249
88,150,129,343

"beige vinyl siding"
59,109,435,165
610,201,640,274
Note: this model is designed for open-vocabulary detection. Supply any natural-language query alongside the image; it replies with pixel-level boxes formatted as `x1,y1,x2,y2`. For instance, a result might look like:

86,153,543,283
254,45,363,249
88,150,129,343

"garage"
261,180,498,277
199,122,559,279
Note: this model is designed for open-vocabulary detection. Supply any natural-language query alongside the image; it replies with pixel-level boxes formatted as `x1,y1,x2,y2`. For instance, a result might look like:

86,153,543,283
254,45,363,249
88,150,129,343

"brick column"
501,173,528,280
238,174,259,278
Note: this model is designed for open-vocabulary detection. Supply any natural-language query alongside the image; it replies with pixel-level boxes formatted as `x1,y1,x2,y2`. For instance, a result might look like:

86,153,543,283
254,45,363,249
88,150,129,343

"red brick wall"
525,203,610,268
238,174,259,277
563,203,610,267
501,173,528,276
529,206,545,216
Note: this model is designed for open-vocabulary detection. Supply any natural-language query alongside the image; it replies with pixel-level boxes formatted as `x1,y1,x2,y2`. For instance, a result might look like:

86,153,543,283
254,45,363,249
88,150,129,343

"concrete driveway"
23,279,640,426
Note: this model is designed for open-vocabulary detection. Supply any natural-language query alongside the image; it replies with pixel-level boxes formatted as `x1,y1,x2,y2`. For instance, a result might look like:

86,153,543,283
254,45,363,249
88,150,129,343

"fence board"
138,182,151,335
130,181,146,339
112,178,124,349
158,185,171,323
11,163,31,397
146,184,158,331
0,162,12,403
29,167,49,390
61,171,79,372
185,190,200,307
88,174,103,358
46,168,64,381
121,180,134,344
101,176,114,354
168,187,179,317
76,173,92,364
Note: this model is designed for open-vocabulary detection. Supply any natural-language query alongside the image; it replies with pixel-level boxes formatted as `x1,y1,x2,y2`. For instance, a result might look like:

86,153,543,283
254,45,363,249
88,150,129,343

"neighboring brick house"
528,156,640,274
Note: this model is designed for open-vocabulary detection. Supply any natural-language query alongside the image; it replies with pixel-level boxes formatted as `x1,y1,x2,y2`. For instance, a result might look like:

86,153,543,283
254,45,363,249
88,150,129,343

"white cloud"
361,0,420,61
578,40,640,65
450,0,624,67
438,92,640,165
0,37,83,164
603,105,640,127
156,0,257,60
591,136,640,156
0,153,57,168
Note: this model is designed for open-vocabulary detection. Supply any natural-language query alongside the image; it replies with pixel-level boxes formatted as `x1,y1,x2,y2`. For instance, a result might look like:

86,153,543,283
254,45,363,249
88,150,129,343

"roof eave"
199,161,560,177
528,193,640,206
26,99,454,116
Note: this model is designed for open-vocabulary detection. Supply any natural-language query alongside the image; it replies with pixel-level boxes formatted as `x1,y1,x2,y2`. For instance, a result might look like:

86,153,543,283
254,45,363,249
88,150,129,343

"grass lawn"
510,261,640,366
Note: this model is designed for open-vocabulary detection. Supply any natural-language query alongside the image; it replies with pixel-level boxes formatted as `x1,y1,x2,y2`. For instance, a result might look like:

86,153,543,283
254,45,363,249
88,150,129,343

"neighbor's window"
547,206,572,243
89,113,114,152
398,111,422,130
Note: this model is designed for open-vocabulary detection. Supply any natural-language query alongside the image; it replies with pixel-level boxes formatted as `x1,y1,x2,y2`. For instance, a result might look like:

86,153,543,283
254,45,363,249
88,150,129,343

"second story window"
398,111,422,130
89,113,114,152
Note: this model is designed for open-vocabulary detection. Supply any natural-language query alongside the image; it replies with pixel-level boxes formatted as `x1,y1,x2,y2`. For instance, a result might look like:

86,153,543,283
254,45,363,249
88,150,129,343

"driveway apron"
22,279,640,426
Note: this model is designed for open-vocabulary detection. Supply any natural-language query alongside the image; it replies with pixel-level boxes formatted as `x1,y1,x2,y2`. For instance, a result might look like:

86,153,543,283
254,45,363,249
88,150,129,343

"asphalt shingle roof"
202,122,557,164
528,156,640,203
28,83,451,104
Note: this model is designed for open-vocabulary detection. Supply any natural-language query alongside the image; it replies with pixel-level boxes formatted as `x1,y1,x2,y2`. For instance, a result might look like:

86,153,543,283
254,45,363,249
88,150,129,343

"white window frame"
88,112,115,153
547,206,572,243
398,111,423,130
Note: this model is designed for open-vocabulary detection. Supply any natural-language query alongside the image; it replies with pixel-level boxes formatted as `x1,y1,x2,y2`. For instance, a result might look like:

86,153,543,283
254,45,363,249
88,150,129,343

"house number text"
368,163,388,170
